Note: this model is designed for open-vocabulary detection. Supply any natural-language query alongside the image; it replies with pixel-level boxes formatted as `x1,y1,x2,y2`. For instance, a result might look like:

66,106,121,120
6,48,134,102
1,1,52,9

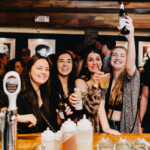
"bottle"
55,130,62,150
61,118,77,150
41,127,55,150
74,88,83,110
58,94,66,122
76,115,93,150
119,2,129,35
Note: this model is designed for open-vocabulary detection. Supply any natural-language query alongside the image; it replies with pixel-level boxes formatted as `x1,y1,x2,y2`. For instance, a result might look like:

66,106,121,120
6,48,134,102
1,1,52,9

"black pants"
109,119,120,132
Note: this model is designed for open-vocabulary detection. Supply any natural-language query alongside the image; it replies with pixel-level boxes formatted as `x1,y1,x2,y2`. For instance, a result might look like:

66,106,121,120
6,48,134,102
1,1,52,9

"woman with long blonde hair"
98,16,140,135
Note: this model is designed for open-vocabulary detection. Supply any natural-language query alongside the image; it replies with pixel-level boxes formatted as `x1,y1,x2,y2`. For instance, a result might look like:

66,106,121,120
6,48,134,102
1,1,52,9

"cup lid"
61,118,76,132
41,127,55,140
55,130,62,140
77,114,92,130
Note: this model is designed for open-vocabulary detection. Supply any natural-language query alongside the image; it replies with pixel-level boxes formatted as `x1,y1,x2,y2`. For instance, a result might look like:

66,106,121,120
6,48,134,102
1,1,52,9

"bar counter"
0,133,147,149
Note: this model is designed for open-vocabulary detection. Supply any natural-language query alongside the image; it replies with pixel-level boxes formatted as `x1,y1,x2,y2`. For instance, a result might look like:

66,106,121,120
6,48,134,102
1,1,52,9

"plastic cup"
99,75,110,89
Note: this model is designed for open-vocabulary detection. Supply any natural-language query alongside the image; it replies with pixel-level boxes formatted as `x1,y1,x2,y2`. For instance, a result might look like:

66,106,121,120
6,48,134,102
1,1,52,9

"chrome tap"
0,71,21,150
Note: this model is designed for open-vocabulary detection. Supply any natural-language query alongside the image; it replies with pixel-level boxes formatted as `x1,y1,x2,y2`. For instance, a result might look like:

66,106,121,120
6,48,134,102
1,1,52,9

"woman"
5,58,24,76
98,16,140,135
69,47,103,133
139,58,150,133
0,53,8,92
50,51,76,121
17,55,72,133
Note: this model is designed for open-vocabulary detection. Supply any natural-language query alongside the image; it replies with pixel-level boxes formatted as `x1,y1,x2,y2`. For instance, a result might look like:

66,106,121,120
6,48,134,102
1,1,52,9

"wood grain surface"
1,133,149,150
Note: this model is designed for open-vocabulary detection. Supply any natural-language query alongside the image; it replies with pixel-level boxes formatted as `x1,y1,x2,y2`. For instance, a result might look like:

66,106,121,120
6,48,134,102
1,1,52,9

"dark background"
0,32,150,68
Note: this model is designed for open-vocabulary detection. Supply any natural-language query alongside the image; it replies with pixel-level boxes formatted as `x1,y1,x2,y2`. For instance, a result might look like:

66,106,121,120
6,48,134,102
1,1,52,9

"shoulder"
75,78,88,92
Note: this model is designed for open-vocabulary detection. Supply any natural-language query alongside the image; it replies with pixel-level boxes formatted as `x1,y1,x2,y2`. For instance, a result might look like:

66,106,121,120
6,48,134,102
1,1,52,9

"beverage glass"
116,138,132,150
132,138,150,150
97,138,114,150
99,74,110,89
74,88,83,110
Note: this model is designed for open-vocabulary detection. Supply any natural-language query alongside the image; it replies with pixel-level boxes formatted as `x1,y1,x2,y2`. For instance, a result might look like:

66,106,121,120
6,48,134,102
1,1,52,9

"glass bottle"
61,119,77,150
119,2,130,35
76,115,93,150
58,94,66,122
41,127,55,150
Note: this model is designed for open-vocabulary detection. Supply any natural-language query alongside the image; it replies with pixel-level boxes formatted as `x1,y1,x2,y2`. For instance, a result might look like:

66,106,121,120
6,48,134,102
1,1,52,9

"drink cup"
99,74,110,89
74,88,83,110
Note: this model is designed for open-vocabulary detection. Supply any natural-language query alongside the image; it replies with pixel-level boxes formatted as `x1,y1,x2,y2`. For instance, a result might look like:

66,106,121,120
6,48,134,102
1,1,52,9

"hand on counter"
17,114,37,127
104,128,121,136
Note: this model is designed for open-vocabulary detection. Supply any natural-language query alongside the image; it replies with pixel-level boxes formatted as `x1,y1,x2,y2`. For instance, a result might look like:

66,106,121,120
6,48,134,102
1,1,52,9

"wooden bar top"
1,133,150,150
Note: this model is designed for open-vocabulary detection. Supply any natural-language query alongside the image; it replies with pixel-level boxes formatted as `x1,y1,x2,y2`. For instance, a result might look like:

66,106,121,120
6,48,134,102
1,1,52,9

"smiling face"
110,47,127,71
57,53,73,76
30,59,50,86
86,52,102,74
15,61,24,75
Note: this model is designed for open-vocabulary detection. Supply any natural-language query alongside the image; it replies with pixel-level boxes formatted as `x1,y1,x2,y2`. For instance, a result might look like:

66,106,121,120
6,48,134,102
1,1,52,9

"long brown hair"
109,46,127,105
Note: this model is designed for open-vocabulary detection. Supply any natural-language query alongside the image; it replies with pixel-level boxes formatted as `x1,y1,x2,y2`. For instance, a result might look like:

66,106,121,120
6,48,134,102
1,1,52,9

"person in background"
98,16,140,135
47,54,56,67
20,48,31,68
35,44,50,57
139,58,150,133
101,37,116,73
95,37,103,58
0,53,8,76
50,51,76,122
69,48,103,133
0,53,8,92
5,58,24,76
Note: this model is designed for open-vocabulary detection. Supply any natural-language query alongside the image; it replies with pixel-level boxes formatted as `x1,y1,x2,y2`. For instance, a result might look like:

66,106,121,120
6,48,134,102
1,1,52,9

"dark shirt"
0,91,59,133
142,71,150,132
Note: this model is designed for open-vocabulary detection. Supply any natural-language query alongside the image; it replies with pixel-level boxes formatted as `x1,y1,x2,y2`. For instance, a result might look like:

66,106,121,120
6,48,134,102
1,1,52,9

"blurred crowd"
0,16,149,135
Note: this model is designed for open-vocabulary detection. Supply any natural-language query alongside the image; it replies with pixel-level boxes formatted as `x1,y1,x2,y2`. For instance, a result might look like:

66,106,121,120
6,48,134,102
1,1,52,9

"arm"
98,100,121,135
125,16,136,76
17,114,37,127
139,86,149,132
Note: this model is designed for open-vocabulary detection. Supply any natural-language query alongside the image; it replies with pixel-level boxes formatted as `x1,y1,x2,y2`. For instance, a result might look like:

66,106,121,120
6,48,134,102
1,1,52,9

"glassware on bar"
97,138,114,150
116,138,132,150
132,138,150,150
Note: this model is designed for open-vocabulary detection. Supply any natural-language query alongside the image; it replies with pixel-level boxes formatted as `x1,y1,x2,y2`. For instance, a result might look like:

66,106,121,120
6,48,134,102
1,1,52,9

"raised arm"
125,16,136,76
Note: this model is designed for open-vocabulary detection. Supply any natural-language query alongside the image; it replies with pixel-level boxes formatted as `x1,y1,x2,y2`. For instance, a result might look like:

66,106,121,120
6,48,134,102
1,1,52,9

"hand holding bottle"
69,93,80,108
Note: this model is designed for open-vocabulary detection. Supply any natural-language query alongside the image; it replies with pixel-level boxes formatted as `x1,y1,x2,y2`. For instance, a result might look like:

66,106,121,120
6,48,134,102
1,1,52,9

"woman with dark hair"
5,58,24,76
50,51,76,121
98,16,140,135
0,53,8,92
69,47,103,133
16,55,58,133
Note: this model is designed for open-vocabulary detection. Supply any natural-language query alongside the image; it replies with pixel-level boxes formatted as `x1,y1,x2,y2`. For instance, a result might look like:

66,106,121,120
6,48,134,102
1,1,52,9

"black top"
142,71,150,132
0,91,59,133
105,76,123,112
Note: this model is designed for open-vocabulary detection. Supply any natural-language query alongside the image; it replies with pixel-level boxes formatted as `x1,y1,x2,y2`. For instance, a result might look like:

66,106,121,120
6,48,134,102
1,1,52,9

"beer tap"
0,71,21,150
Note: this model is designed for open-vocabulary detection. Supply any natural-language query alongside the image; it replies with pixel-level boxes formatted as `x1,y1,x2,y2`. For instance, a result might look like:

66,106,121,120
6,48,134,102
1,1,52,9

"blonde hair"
109,46,127,105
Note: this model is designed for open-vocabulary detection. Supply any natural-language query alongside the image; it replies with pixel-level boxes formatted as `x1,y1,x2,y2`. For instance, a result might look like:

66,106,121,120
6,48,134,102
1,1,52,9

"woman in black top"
50,51,76,121
17,55,59,133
